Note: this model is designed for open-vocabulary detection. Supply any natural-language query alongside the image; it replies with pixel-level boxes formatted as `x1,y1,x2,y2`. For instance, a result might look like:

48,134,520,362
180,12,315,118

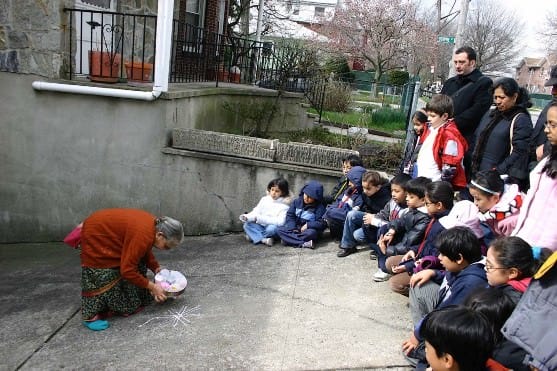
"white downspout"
32,1,174,101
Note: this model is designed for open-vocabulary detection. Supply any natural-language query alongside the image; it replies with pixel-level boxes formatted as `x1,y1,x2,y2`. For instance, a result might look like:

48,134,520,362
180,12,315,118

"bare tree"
463,0,524,74
539,9,557,55
321,0,429,87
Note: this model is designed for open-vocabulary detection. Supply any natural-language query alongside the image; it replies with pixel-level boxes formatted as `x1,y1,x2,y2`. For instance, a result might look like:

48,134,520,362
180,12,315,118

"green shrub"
358,141,404,173
369,107,406,131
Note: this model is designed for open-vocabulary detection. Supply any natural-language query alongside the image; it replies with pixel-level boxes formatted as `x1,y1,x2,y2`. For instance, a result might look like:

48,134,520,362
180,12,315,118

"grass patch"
308,107,406,134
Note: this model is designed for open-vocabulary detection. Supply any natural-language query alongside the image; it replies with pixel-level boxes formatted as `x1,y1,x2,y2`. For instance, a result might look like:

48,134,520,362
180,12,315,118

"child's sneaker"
301,240,314,249
373,269,391,282
261,238,274,247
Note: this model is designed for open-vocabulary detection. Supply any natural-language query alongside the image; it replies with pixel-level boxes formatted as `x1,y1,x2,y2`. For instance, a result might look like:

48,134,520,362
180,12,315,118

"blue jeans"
341,210,371,249
243,222,278,244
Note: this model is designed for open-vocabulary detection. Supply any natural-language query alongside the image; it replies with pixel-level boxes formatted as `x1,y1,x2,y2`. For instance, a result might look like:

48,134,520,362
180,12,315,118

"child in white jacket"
240,178,291,246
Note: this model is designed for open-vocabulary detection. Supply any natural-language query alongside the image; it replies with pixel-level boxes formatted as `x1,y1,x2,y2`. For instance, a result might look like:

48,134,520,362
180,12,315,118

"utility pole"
448,0,470,77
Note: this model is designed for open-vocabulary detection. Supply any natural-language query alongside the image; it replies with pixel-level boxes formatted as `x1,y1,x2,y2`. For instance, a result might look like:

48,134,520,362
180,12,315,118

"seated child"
485,236,551,301
382,181,454,290
372,177,431,281
464,288,529,371
469,169,524,239
322,165,366,239
239,177,291,246
401,109,428,177
337,170,393,258
416,94,468,190
323,154,363,205
419,306,496,371
276,180,326,249
403,227,487,368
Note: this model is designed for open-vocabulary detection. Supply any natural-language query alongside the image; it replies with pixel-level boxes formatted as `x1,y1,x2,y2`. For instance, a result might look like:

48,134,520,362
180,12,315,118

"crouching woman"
80,208,184,331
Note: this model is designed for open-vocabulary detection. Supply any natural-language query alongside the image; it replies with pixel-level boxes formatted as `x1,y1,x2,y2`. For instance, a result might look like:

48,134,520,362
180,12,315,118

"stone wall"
0,0,66,77
172,128,359,170
0,72,343,243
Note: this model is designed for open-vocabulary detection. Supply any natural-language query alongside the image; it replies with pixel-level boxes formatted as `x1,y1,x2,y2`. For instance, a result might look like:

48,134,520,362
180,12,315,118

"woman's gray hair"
155,216,184,244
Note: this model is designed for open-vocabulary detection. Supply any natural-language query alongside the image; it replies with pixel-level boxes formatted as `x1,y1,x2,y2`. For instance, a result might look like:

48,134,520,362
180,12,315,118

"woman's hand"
409,269,435,288
402,333,419,355
148,281,167,303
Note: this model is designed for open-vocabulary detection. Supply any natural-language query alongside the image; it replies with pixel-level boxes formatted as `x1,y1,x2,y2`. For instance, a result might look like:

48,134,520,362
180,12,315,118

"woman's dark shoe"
337,247,357,257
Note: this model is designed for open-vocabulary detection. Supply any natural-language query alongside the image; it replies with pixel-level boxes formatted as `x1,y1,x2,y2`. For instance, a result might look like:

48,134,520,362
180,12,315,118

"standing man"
441,46,492,152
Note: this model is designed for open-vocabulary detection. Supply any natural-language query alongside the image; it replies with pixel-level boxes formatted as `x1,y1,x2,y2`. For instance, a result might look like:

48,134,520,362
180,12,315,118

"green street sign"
438,36,455,44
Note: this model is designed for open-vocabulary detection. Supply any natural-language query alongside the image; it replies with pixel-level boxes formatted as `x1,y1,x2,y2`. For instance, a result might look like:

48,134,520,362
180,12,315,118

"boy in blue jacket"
277,180,326,249
322,166,366,240
402,226,487,369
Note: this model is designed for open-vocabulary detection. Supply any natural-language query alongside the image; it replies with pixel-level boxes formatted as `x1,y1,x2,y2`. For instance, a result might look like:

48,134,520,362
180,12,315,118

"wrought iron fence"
63,8,327,118
64,8,157,83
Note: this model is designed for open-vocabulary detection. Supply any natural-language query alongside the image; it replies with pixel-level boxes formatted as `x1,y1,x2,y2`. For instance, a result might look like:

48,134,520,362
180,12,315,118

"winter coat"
441,69,492,141
436,261,487,309
282,180,326,232
244,195,290,226
322,166,366,224
361,183,391,214
372,199,408,228
471,108,533,183
323,175,348,205
386,206,431,256
479,183,524,237
400,209,450,274
502,252,557,371
512,157,557,250
401,130,426,176
423,119,468,188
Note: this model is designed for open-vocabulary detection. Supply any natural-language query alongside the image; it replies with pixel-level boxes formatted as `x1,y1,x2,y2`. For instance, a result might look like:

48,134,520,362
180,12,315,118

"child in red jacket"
416,94,468,190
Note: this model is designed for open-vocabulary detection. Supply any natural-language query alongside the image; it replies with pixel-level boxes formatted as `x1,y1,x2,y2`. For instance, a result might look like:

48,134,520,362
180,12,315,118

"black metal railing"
64,8,157,82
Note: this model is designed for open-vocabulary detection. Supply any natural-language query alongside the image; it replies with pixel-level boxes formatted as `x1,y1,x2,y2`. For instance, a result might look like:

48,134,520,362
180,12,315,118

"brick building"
515,56,557,94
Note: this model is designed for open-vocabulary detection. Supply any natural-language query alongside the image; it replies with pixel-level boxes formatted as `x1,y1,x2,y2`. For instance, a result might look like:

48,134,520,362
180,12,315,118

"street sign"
438,36,455,44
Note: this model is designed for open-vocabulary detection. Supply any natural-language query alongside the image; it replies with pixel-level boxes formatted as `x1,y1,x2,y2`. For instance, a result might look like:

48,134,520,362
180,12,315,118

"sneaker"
244,234,251,242
373,269,391,282
261,238,274,247
369,249,378,260
301,240,314,249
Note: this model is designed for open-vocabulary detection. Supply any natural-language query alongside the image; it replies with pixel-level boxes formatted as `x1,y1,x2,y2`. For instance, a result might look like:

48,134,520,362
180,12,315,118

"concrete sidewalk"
0,234,413,371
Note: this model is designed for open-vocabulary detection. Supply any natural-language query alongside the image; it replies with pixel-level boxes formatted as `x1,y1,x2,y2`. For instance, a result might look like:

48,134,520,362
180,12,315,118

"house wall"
515,60,554,94
0,72,336,243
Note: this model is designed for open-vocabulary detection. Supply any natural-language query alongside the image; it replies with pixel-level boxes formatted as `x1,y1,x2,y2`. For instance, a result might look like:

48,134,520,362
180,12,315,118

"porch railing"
64,8,157,83
63,8,326,119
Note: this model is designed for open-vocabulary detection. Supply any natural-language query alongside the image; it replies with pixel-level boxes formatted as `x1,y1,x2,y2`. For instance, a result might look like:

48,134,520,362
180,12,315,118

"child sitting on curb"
239,177,291,246
336,170,392,258
372,177,431,281
323,154,364,205
277,180,326,249
322,166,367,240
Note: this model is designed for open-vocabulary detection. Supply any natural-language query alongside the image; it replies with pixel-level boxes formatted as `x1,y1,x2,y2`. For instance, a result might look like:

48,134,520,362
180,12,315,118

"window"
314,6,325,17
186,0,204,28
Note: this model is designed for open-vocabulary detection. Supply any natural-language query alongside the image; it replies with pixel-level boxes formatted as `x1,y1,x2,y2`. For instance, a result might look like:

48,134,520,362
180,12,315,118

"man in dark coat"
441,46,492,181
